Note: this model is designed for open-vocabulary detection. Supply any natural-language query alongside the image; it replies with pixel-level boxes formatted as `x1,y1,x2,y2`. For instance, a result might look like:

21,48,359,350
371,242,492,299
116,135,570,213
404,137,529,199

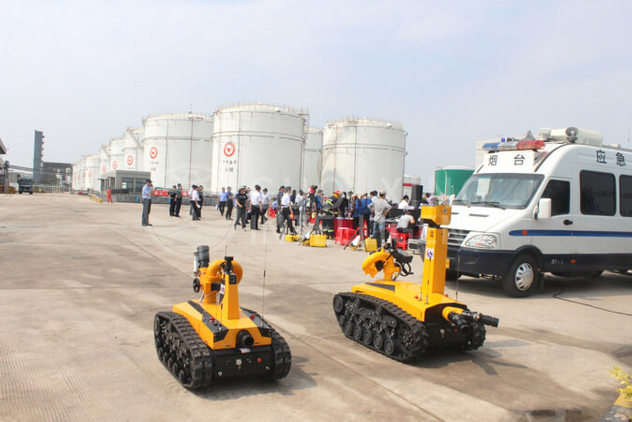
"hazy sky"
1,0,631,188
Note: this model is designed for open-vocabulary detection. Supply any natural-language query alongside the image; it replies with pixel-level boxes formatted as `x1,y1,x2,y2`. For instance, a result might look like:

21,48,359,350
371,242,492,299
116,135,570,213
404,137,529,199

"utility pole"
33,130,44,184
3,160,9,193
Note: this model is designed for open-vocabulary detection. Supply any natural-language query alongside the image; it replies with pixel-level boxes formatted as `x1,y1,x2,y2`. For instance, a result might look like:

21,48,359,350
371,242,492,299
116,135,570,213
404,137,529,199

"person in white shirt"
250,185,263,230
396,210,416,233
398,195,410,210
281,187,296,235
190,185,201,221
141,179,153,226
260,188,270,224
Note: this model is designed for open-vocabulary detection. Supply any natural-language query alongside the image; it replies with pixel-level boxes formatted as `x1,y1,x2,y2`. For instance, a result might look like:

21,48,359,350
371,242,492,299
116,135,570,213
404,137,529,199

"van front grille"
447,229,470,247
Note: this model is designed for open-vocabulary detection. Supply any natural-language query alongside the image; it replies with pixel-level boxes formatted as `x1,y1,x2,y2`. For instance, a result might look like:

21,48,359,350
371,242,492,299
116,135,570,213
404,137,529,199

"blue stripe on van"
508,230,632,238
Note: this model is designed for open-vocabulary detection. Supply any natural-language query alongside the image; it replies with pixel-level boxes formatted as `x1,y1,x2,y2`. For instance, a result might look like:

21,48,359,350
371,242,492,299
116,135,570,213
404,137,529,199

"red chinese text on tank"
127,156,133,165
224,142,235,157
102,165,107,173
150,146,158,159
112,161,118,170
88,171,92,177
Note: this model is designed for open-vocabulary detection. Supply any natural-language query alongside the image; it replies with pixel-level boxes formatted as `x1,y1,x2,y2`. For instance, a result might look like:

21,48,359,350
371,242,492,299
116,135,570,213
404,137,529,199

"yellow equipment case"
309,234,327,247
154,247,291,388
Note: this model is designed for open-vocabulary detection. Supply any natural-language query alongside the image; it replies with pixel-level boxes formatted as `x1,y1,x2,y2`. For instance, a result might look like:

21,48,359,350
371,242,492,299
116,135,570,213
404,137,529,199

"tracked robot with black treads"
153,248,291,388
333,206,498,361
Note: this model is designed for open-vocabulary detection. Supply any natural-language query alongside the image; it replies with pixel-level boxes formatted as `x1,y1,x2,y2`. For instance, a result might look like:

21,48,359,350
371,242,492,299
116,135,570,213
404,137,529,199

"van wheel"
503,255,539,297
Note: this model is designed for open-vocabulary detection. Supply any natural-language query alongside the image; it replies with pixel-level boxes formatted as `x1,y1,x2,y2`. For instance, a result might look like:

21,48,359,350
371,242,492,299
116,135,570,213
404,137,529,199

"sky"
1,0,631,189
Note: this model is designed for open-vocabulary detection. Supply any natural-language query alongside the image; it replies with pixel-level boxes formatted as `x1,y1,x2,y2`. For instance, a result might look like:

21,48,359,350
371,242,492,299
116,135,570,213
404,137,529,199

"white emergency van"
423,127,632,297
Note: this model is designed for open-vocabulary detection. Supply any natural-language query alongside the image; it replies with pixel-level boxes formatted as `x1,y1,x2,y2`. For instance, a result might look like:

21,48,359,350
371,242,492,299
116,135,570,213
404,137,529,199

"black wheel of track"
337,315,346,326
154,311,214,389
333,295,345,313
343,321,353,336
362,329,372,346
269,330,292,380
352,325,362,341
154,316,161,338
397,325,415,355
462,322,486,351
372,332,384,350
333,293,429,362
384,339,396,356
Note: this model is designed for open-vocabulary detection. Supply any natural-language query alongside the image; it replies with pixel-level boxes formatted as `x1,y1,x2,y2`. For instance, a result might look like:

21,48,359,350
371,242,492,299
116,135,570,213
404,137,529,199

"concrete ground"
0,194,630,421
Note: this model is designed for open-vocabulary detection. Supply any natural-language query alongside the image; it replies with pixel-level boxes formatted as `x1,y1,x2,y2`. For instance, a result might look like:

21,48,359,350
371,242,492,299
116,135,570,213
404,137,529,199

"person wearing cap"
225,186,234,220
234,186,248,230
250,185,262,230
190,185,201,221
260,188,270,224
141,179,153,227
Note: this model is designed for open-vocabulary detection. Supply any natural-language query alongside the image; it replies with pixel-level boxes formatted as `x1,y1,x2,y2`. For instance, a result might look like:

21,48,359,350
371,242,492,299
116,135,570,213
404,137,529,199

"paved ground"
1,194,630,421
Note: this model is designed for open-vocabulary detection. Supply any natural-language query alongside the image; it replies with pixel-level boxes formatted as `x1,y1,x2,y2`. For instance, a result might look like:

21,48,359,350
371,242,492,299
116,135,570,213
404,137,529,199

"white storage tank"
142,112,214,188
84,155,100,192
97,145,111,192
302,127,323,189
320,117,407,199
211,102,308,192
108,137,125,172
72,158,86,191
123,127,144,171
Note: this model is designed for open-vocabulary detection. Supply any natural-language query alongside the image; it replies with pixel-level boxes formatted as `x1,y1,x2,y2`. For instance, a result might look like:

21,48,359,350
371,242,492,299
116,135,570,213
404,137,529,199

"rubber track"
154,311,214,389
333,292,429,362
243,309,291,380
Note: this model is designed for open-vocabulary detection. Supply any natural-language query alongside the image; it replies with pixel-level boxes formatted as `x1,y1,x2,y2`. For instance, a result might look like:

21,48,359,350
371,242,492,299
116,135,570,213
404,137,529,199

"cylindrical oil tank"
84,155,100,192
123,127,144,171
211,102,308,192
72,158,86,191
434,166,474,196
108,137,126,172
97,145,111,191
142,112,214,188
320,117,406,199
302,127,323,189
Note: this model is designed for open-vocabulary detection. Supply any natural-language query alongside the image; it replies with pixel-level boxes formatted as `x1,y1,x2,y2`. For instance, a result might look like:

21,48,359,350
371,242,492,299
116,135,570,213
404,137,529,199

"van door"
572,170,617,272
537,178,572,272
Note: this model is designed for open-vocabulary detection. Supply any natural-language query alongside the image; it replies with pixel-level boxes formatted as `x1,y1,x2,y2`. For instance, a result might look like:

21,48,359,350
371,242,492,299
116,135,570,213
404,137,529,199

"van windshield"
453,173,544,209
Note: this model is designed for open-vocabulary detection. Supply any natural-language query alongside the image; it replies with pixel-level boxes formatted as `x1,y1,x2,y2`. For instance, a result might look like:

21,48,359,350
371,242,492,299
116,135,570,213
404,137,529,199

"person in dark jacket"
198,186,204,218
225,186,234,220
234,186,248,230
168,185,177,216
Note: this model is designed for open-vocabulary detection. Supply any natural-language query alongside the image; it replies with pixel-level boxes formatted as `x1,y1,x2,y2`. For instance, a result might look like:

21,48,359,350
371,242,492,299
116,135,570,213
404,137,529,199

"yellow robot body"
154,251,290,389
333,206,499,361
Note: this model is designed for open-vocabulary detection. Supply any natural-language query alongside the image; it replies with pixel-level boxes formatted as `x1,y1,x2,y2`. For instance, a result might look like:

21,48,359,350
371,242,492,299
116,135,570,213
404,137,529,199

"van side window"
620,175,632,217
541,180,570,215
580,170,615,216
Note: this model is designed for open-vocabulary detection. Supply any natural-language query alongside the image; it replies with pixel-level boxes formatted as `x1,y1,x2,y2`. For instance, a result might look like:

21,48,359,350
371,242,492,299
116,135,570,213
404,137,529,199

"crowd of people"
141,180,436,249
208,184,438,248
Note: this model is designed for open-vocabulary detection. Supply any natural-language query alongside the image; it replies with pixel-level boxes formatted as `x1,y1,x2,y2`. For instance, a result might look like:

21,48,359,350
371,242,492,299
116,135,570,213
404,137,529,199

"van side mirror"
536,198,552,220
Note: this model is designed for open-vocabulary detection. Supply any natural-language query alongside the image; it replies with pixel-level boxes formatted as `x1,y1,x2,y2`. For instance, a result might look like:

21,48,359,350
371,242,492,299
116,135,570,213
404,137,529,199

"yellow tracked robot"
154,246,291,388
333,205,499,361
